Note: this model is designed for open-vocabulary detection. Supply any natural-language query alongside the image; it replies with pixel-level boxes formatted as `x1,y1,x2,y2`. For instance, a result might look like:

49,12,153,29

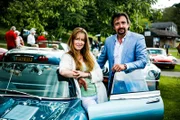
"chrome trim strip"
110,90,161,100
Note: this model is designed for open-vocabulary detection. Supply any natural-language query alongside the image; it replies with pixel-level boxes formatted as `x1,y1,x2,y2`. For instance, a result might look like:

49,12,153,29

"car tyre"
169,65,175,69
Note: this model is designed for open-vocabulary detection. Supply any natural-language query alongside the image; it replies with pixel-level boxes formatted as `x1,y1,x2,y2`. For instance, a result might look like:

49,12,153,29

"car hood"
144,62,161,72
0,97,87,120
150,55,172,62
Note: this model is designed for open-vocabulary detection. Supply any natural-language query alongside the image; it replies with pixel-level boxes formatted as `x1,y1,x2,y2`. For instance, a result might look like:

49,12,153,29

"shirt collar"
115,32,128,43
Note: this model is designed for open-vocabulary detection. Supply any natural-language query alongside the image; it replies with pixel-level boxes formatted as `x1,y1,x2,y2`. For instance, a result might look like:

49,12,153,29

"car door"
88,70,164,120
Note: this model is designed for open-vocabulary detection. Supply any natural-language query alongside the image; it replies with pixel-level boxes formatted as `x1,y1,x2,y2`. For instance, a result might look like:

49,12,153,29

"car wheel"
169,65,175,69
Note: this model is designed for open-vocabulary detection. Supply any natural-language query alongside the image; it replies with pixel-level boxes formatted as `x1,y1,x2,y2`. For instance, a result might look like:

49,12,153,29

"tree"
1,0,158,39
160,3,180,34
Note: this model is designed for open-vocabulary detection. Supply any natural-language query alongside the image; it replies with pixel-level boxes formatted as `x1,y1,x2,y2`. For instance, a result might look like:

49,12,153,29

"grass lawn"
0,43,6,48
169,49,180,59
160,76,180,120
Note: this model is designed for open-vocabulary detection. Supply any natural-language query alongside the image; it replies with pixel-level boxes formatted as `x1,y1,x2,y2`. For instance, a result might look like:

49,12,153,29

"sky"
152,0,180,9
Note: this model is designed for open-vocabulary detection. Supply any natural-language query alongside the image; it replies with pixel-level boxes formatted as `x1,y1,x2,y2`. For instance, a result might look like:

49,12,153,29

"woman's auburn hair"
67,27,95,72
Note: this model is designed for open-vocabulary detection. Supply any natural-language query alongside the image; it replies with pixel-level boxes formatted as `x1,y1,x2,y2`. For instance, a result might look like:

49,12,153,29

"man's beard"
117,28,126,35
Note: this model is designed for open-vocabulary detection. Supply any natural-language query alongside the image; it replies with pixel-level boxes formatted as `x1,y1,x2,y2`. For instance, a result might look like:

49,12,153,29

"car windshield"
147,49,166,56
0,62,74,98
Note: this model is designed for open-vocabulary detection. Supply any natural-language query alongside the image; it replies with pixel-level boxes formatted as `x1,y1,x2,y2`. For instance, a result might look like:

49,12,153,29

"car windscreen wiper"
0,89,42,100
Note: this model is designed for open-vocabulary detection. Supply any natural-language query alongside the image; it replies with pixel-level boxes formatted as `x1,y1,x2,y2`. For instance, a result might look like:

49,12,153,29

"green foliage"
0,26,8,41
1,0,159,39
160,4,180,34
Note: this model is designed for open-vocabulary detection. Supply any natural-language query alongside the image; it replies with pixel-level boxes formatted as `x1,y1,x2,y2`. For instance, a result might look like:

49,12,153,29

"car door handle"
146,98,160,104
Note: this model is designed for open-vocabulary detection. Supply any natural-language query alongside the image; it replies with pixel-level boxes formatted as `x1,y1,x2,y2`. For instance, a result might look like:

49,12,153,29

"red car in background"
0,48,8,61
147,48,177,69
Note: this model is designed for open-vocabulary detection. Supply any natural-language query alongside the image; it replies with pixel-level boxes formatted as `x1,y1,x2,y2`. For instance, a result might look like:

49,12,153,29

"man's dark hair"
111,12,131,27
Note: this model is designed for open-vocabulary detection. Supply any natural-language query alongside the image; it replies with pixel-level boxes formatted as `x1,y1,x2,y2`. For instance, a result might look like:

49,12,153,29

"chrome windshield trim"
0,94,78,100
110,90,161,100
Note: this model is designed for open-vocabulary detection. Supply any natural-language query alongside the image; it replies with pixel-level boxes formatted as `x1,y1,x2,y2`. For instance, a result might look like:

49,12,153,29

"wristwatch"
123,64,127,70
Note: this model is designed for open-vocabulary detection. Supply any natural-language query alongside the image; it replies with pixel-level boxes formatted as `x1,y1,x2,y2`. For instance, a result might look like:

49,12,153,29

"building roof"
151,22,177,29
150,28,180,38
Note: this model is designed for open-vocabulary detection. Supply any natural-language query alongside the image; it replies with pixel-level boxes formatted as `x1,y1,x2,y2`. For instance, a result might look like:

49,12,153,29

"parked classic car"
101,56,161,91
0,64,164,120
0,45,164,120
2,42,68,65
147,48,177,69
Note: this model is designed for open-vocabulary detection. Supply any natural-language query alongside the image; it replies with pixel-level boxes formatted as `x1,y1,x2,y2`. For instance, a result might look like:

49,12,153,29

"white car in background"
97,46,161,91
101,56,161,91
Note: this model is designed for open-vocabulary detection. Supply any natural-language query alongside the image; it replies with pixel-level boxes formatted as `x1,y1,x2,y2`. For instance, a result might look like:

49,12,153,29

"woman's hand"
78,78,87,91
73,70,89,79
72,70,80,78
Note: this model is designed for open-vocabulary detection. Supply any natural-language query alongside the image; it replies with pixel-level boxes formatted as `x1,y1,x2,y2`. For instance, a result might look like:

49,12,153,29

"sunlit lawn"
159,49,180,120
0,43,6,48
169,49,180,59
160,76,180,120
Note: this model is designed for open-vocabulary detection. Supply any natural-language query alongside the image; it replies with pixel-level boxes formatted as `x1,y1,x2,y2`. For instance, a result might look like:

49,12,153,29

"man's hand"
112,64,126,72
78,78,88,91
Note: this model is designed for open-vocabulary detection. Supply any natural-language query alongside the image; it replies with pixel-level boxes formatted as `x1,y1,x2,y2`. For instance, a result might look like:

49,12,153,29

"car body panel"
147,48,177,69
88,70,164,120
88,95,164,120
0,97,87,120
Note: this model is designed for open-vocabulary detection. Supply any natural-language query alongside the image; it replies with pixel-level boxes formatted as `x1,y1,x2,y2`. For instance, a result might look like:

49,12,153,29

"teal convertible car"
0,46,164,120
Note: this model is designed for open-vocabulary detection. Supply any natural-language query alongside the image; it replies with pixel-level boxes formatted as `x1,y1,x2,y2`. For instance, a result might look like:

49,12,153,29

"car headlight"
172,59,177,63
147,70,160,80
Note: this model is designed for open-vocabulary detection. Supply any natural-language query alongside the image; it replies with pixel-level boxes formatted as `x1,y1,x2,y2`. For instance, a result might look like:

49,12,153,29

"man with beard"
97,12,147,92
